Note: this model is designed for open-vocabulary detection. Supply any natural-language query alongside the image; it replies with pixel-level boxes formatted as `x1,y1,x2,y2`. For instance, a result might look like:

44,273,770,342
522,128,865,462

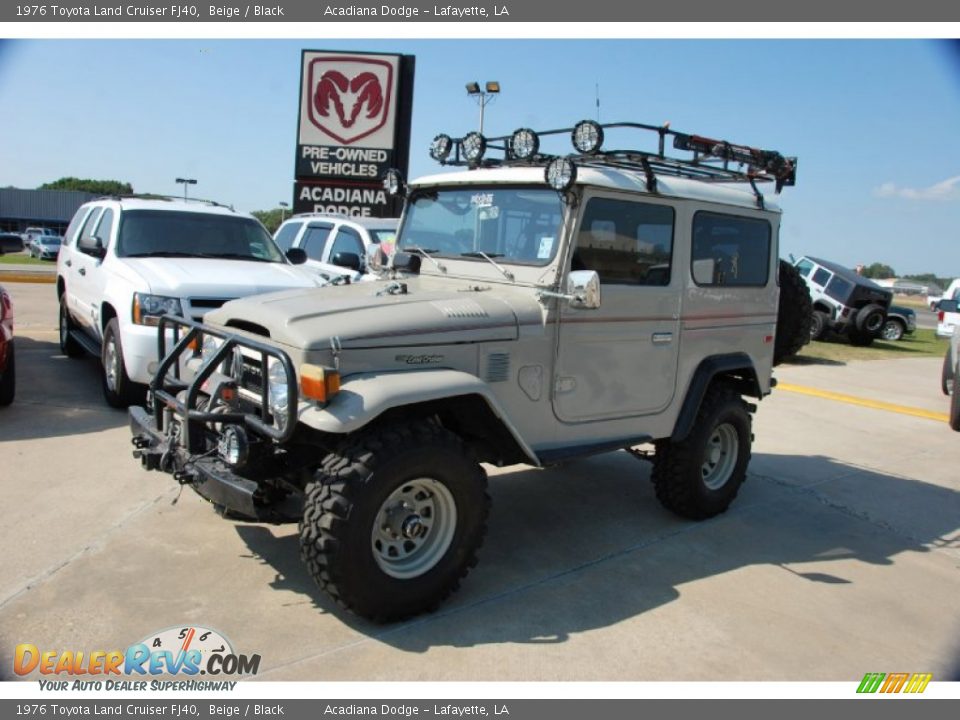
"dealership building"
0,187,97,235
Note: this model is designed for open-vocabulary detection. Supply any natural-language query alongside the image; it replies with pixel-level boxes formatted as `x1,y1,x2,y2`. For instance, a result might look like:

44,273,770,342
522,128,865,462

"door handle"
78,268,86,276
65,260,72,267
652,332,673,345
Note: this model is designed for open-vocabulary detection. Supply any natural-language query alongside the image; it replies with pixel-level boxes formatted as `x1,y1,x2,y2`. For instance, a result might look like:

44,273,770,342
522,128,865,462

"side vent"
484,352,511,383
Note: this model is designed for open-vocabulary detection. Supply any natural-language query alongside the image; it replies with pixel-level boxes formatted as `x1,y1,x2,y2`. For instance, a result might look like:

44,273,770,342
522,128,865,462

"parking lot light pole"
175,177,197,201
279,201,289,223
466,81,500,135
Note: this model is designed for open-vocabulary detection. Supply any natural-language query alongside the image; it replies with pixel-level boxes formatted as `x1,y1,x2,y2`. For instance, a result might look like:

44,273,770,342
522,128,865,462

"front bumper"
129,406,301,522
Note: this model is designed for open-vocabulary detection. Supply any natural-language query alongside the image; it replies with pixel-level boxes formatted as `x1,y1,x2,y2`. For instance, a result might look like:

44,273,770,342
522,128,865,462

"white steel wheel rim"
371,477,457,579
104,337,119,391
701,423,739,491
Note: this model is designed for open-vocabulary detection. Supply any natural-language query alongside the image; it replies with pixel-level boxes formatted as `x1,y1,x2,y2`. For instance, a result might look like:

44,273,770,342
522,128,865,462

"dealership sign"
294,50,414,217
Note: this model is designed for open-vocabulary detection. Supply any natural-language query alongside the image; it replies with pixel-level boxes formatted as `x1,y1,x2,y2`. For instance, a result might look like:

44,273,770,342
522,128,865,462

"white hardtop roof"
412,165,781,213
293,213,399,228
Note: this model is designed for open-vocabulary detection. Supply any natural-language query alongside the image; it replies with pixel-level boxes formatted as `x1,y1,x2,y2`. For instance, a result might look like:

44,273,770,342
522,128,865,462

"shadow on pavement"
0,336,127,441
233,451,960,661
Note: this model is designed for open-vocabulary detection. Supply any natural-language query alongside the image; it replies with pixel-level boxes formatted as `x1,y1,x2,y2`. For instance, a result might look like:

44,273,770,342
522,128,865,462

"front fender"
297,369,539,465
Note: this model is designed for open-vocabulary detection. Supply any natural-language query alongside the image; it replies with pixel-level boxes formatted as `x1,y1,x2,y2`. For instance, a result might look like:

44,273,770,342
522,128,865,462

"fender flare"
671,353,761,442
297,369,540,465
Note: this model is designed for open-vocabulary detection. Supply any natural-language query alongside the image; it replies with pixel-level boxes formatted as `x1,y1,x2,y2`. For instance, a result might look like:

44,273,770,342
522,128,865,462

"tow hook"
173,469,194,486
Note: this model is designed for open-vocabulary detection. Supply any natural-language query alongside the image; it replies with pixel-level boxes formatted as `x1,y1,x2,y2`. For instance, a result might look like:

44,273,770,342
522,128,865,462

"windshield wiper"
460,251,514,281
403,245,447,273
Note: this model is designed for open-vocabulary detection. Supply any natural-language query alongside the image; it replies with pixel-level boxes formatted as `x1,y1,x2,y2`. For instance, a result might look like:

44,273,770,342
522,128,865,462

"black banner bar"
2,0,959,22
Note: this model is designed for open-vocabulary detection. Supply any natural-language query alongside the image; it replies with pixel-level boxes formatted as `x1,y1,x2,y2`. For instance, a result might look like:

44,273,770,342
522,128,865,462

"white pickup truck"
57,196,322,407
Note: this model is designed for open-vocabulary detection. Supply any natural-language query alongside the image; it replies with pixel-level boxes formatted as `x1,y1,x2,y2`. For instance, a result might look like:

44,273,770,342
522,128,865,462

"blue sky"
1,39,958,276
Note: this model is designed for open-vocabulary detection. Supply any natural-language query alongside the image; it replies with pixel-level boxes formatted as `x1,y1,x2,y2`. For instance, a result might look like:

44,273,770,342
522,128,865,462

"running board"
70,329,102,358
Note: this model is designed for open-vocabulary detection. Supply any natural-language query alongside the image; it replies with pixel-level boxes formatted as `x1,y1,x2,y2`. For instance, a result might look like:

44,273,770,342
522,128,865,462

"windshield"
116,210,285,262
399,187,564,266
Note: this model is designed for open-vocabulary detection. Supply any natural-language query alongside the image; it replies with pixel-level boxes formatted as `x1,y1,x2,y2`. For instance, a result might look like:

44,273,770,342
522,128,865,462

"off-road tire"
299,420,490,622
101,318,146,408
59,294,84,359
652,384,752,520
810,310,829,341
951,375,960,432
942,347,953,396
855,303,886,336
773,259,812,365
0,340,15,406
880,318,905,342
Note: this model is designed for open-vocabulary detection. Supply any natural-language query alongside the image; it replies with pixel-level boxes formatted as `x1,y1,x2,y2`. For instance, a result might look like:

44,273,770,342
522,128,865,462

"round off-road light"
429,134,453,162
545,157,577,192
509,128,539,160
383,169,406,197
218,425,249,468
572,120,604,154
461,132,487,164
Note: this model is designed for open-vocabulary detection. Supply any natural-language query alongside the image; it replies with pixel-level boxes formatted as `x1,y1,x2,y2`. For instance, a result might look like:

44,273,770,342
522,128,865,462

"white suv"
273,214,398,283
57,197,321,407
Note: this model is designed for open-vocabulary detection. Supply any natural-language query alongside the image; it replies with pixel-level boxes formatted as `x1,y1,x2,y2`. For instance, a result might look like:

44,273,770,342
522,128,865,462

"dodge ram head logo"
308,57,394,145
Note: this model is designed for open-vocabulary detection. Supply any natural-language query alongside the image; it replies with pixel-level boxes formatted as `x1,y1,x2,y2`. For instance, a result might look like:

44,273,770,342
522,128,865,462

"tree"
40,177,133,195
860,262,896,279
251,208,287,234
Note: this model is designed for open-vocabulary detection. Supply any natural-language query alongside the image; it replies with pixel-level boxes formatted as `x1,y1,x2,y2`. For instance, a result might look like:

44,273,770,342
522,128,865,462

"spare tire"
855,303,886,336
774,259,813,366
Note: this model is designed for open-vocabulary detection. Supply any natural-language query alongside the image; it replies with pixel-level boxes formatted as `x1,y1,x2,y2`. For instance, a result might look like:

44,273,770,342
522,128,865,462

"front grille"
186,297,235,322
238,355,264,395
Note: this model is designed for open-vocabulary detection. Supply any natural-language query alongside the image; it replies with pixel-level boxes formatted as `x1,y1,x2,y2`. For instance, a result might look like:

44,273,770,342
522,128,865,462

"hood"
119,258,321,297
205,277,544,350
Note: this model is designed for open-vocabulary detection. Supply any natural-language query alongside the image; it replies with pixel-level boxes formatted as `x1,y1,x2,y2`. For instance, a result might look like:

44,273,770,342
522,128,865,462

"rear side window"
812,267,831,287
692,212,771,287
273,222,301,252
329,226,365,260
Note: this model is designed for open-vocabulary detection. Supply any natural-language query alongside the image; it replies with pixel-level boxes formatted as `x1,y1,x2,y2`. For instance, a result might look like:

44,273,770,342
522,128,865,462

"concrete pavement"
0,282,957,682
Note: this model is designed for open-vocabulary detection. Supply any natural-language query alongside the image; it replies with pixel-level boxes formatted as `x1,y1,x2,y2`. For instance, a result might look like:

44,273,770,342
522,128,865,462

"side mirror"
567,270,601,310
940,299,959,313
286,247,307,265
692,258,715,285
89,236,107,260
365,244,387,273
331,251,361,272
392,252,422,274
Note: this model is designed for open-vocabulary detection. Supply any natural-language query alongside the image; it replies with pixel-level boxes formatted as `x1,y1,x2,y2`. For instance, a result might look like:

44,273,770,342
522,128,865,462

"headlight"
545,157,577,192
267,358,289,430
133,293,183,326
201,334,223,360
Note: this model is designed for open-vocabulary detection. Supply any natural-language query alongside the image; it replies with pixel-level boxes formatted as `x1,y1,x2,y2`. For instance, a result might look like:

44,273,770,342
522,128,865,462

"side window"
811,267,831,287
64,208,92,247
94,209,115,248
300,225,332,261
795,258,814,277
574,197,674,286
329,226,365,260
77,208,104,254
273,222,301,252
691,212,771,287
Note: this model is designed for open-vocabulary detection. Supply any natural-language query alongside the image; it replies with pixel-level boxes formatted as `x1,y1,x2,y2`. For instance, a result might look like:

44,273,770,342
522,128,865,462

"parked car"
936,286,960,340
880,304,917,341
0,284,14,406
57,196,323,408
0,232,25,254
24,227,61,253
30,234,63,260
941,305,960,431
793,255,892,346
273,213,398,283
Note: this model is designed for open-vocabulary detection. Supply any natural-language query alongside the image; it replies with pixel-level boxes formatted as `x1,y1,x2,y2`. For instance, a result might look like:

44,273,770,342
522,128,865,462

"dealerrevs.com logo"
14,626,260,690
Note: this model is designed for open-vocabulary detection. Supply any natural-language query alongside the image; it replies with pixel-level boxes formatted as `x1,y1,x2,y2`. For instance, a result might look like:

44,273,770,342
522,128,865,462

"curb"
0,271,56,284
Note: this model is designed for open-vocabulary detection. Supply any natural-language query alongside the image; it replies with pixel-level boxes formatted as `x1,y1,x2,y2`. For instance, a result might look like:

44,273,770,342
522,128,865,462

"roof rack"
95,193,235,210
424,120,797,207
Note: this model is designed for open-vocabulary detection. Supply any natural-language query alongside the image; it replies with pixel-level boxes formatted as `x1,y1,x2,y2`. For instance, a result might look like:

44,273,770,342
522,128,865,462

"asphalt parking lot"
1,281,958,682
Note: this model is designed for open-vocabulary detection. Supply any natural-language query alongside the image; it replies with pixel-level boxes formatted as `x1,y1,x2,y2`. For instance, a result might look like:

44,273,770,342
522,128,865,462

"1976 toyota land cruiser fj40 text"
130,120,807,621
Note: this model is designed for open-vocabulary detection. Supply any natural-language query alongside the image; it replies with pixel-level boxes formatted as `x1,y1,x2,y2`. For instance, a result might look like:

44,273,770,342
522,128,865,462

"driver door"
553,195,681,422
